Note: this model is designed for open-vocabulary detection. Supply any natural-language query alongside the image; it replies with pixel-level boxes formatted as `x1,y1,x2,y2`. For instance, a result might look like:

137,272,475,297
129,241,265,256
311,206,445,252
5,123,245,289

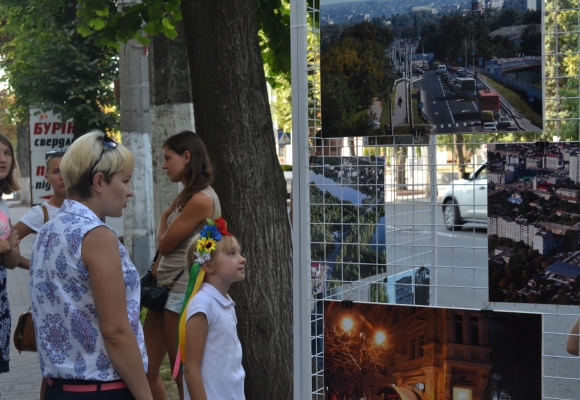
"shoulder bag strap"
153,250,185,289
167,269,185,290
40,204,49,224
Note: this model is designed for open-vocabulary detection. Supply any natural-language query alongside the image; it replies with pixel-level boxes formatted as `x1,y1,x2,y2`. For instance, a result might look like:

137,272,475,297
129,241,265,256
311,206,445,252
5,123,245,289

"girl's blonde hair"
186,233,238,270
0,132,22,195
60,130,134,199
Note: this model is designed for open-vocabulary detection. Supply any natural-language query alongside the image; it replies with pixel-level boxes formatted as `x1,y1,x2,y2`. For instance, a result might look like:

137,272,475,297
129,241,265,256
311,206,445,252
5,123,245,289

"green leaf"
89,18,105,31
77,24,92,37
161,17,174,30
95,8,110,17
165,28,177,40
136,36,150,46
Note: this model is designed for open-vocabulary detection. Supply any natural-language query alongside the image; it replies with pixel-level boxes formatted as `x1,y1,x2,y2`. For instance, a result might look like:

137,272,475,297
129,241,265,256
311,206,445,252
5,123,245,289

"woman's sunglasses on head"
45,149,66,160
89,136,118,185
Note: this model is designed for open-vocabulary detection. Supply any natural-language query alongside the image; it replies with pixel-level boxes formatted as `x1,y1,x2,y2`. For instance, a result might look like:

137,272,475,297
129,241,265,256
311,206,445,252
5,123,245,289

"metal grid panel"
291,1,580,399
545,1,580,140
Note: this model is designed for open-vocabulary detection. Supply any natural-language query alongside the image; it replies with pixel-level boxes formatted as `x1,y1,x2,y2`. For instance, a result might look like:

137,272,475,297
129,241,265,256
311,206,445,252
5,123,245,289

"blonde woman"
29,131,152,400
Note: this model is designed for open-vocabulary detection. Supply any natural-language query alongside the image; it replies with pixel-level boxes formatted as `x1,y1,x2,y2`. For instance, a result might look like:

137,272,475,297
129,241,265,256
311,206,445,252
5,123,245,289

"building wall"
570,155,580,183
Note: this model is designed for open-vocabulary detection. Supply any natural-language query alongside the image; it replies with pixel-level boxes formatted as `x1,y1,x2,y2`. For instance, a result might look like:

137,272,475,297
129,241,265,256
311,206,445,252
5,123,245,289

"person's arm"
1,229,20,269
567,317,579,356
183,312,209,400
157,192,214,255
83,226,153,400
12,221,35,270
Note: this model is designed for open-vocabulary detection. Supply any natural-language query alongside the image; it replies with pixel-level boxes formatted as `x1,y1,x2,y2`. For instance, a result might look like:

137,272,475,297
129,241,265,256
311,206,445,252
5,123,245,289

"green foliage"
418,8,541,64
544,1,579,139
370,281,389,303
0,0,119,132
321,22,395,136
257,0,290,88
76,0,182,51
75,0,292,131
309,162,386,285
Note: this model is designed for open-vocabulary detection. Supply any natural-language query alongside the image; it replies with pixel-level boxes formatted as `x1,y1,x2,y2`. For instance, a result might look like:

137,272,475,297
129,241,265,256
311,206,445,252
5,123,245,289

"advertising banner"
28,107,73,205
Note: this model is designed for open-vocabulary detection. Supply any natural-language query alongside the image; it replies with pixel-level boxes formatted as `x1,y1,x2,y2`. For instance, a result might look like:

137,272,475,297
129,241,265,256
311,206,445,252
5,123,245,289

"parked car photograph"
440,163,487,230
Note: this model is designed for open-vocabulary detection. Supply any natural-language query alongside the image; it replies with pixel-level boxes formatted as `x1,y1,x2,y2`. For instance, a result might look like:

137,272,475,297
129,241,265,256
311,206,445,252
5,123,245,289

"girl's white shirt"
19,201,59,232
184,282,245,400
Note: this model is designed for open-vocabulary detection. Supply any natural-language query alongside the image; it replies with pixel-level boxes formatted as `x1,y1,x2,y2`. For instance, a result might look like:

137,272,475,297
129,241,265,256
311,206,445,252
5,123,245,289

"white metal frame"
291,0,580,399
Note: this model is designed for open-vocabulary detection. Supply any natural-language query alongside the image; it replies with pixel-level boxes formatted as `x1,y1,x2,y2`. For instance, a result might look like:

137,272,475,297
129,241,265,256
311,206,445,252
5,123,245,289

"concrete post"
148,21,194,230
118,8,155,274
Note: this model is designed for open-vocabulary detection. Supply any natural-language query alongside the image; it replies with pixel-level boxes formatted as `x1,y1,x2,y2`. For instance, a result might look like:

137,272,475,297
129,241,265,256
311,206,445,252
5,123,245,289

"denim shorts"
165,291,186,314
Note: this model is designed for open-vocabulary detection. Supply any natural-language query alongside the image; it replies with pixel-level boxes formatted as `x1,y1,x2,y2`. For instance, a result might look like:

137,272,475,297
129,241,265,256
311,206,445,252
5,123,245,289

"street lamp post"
339,317,387,399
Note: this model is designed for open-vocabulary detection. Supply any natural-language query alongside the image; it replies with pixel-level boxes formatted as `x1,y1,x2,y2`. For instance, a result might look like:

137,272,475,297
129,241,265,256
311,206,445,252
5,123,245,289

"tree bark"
455,133,466,178
181,1,293,398
148,20,194,230
16,123,30,179
396,146,407,190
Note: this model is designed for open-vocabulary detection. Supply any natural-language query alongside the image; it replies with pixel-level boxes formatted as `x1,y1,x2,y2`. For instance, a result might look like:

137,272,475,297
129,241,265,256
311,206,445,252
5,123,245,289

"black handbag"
140,251,185,312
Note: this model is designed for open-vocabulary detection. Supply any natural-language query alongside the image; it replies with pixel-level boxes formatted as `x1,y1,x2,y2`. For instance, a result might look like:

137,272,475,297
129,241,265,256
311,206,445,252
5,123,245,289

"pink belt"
47,378,127,392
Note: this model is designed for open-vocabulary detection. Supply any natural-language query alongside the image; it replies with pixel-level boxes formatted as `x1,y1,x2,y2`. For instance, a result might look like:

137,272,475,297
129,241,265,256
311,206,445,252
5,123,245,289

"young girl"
174,218,246,400
13,148,67,270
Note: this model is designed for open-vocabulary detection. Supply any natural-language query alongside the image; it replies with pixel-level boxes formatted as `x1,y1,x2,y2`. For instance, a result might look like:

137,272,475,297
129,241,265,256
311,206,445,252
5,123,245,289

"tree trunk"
148,20,194,230
16,123,30,179
455,133,466,178
396,146,407,190
181,1,293,398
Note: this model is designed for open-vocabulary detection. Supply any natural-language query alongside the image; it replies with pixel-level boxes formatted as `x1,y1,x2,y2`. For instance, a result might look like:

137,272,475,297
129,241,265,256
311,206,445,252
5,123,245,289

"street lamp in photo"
327,314,390,398
360,330,388,399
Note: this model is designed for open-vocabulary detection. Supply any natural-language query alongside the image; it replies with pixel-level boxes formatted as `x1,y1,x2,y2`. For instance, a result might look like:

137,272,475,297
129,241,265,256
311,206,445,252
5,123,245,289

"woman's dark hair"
164,131,214,211
0,133,21,195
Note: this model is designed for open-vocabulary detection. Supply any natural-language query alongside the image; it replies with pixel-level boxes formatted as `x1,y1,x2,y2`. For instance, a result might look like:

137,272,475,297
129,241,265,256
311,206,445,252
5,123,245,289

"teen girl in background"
144,131,221,400
13,148,67,269
0,132,23,384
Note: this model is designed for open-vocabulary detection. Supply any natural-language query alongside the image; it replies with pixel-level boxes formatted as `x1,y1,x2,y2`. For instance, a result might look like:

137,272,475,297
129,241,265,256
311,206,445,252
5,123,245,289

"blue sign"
485,60,499,69
458,57,463,62
478,57,483,66
418,102,424,109
278,130,291,145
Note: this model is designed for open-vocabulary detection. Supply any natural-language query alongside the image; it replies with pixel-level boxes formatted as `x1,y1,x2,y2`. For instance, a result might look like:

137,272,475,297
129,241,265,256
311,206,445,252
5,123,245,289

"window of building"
410,338,416,359
419,334,425,357
470,316,479,345
454,314,464,344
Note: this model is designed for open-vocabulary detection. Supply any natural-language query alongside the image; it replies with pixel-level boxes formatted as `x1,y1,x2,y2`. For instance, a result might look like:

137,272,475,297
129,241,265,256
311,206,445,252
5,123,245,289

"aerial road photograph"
321,0,543,137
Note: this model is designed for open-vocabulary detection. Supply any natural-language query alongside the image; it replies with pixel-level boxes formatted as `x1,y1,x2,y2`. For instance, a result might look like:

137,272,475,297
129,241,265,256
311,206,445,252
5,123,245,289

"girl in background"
13,148,67,270
0,132,23,379
144,131,221,400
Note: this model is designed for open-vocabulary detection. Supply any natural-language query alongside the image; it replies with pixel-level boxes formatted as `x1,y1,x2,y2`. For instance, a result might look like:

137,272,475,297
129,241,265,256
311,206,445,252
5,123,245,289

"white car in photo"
440,163,487,230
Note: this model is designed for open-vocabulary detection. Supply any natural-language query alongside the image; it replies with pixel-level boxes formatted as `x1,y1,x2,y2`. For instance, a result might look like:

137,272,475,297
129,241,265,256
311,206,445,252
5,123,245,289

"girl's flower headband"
193,217,232,264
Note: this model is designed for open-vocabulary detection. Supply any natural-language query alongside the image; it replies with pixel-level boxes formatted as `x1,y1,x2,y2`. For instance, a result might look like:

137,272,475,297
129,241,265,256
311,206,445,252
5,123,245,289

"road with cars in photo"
412,68,517,134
